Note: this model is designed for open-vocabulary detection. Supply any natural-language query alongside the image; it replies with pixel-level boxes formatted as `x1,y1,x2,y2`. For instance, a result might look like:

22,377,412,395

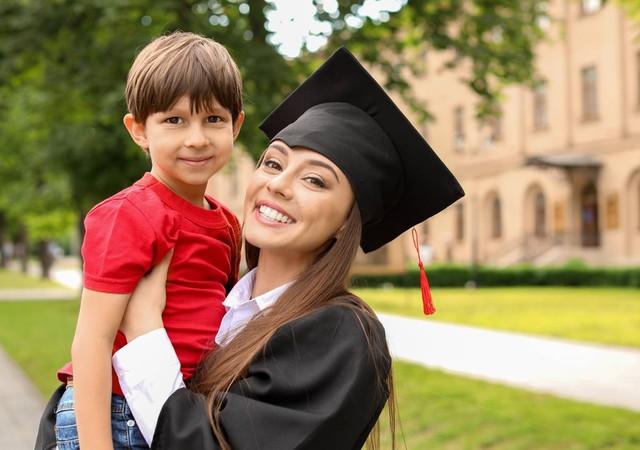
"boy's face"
124,95,244,203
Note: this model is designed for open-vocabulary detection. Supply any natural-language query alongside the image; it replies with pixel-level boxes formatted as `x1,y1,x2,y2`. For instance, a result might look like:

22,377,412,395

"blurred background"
1,0,639,449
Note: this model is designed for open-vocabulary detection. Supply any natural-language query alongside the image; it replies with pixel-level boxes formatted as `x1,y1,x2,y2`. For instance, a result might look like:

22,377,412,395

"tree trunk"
15,224,29,273
38,239,54,279
0,211,6,268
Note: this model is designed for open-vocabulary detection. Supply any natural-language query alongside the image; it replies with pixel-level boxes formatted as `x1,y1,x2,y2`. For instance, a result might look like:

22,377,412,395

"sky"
266,0,406,57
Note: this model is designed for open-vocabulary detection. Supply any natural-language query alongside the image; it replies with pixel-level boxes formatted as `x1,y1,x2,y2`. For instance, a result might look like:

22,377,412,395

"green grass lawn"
355,287,640,348
0,299,79,394
381,362,640,449
0,268,63,289
0,298,638,449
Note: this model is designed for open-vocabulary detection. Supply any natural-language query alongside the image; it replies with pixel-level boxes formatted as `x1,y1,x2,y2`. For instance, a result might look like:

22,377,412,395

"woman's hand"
119,249,173,342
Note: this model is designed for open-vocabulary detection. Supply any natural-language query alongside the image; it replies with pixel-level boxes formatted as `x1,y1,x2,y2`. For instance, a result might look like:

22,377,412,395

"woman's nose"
184,125,209,148
266,172,293,199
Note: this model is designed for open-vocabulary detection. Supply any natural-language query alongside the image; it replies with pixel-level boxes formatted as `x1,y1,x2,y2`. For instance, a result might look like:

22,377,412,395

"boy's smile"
124,95,244,206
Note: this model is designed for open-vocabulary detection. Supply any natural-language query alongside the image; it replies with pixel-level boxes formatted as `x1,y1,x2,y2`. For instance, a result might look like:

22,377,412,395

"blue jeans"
54,385,149,450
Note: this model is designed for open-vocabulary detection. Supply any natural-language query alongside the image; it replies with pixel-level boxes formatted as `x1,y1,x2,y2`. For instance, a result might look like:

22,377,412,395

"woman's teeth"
258,205,293,224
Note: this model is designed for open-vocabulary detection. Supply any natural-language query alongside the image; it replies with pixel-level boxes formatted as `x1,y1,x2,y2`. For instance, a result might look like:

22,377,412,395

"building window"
534,192,546,238
455,203,465,241
581,0,604,15
581,66,599,121
453,106,465,151
491,197,502,239
553,202,566,234
533,83,548,130
480,110,502,148
606,194,619,230
581,183,600,247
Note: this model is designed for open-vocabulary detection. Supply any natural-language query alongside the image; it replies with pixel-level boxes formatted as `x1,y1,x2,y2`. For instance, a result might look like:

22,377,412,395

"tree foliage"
317,0,546,120
0,0,546,257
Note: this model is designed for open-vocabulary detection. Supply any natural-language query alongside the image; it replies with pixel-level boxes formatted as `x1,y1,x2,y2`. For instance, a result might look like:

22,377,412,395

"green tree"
0,0,546,269
0,72,76,276
316,0,546,120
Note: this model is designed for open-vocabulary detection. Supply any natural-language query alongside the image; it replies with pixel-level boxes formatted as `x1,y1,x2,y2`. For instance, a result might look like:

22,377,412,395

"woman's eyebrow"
307,160,340,183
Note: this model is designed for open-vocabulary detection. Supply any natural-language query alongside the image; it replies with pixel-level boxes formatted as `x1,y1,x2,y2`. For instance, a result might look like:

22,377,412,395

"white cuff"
113,328,180,386
112,328,185,446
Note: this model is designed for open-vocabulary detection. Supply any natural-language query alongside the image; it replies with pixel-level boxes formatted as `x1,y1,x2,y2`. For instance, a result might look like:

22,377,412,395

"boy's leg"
54,385,81,450
111,394,149,450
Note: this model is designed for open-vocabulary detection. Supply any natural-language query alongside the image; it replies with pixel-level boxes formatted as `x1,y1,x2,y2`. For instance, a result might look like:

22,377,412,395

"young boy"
55,32,244,450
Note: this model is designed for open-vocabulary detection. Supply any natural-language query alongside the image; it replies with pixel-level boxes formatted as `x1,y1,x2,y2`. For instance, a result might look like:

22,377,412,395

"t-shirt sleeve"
82,198,162,294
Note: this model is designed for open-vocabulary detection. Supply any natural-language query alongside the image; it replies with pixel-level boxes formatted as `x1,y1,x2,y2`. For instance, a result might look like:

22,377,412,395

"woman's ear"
335,205,355,239
334,223,348,241
123,114,149,151
233,111,245,140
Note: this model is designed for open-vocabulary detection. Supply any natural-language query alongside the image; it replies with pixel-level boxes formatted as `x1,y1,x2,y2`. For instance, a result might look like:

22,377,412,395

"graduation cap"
259,47,464,314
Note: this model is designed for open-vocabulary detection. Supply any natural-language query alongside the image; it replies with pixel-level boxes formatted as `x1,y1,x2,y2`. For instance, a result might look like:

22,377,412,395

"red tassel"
412,228,435,315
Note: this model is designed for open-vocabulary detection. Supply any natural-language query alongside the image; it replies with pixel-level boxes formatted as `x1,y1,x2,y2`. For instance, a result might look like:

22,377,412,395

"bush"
350,265,640,288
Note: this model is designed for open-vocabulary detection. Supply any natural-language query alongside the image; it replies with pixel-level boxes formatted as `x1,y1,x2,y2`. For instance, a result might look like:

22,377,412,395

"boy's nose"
184,126,209,148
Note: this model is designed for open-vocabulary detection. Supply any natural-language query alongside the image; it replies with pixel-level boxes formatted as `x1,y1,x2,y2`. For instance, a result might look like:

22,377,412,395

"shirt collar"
223,268,294,312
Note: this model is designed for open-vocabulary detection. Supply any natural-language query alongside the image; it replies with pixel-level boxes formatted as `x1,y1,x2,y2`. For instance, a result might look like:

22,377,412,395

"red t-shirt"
58,173,241,395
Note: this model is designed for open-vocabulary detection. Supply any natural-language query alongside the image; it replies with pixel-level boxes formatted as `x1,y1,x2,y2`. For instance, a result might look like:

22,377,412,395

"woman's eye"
165,117,182,125
305,176,326,188
263,159,282,171
207,115,223,123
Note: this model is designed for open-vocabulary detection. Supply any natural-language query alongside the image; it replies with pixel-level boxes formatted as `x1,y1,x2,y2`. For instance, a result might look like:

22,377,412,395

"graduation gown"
36,304,391,450
152,304,391,449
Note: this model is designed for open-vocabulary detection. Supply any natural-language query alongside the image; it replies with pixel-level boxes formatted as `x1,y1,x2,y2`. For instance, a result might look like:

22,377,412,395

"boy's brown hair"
126,31,243,123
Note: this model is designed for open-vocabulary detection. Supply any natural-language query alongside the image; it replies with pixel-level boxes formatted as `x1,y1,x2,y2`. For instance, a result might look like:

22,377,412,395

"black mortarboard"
259,47,464,254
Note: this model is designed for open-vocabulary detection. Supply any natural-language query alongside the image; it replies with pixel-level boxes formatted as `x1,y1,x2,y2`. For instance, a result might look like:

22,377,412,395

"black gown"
36,303,391,450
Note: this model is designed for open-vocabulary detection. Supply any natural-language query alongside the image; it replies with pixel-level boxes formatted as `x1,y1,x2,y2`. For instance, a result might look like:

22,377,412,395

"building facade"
209,0,640,270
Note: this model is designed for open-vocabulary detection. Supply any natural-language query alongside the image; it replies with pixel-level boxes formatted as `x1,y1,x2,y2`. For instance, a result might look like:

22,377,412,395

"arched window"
534,192,546,237
580,183,599,247
491,197,502,239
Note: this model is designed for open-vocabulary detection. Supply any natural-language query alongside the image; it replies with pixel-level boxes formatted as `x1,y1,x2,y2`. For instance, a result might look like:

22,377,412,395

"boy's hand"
120,249,173,341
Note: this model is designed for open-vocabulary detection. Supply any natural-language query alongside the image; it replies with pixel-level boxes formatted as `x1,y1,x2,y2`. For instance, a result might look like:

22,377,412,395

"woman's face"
243,140,354,260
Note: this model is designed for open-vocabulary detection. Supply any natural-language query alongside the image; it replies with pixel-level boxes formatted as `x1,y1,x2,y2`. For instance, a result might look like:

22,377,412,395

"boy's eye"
263,159,282,171
304,176,326,188
207,115,223,123
165,117,182,125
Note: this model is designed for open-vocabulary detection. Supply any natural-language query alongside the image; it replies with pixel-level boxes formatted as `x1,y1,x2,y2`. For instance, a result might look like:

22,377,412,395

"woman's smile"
255,203,295,225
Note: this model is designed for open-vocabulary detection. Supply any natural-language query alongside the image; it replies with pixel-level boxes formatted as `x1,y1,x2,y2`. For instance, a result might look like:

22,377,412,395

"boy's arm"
72,288,130,450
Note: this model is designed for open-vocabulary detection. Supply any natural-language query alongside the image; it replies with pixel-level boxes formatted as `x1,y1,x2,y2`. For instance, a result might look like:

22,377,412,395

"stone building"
209,0,640,271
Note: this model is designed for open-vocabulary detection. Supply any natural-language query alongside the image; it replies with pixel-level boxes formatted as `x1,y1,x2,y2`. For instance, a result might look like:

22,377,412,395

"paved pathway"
7,258,82,291
0,288,75,301
0,346,44,450
0,259,78,449
379,313,640,412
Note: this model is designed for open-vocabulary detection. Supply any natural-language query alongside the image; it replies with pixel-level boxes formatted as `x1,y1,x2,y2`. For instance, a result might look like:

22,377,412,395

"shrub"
350,265,640,288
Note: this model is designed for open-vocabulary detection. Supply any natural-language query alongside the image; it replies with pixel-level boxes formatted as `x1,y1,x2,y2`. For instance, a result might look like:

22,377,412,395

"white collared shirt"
112,269,292,446
216,268,293,347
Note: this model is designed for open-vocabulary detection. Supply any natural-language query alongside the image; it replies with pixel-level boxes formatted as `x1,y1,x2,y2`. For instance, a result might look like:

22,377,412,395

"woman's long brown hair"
193,204,397,450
